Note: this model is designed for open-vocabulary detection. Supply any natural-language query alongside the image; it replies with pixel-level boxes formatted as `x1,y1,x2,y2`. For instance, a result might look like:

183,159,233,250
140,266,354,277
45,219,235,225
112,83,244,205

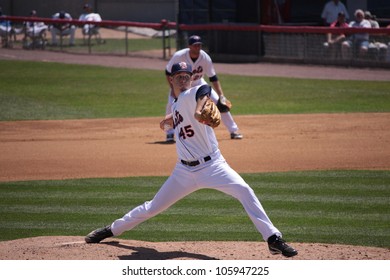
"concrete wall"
99,0,177,22
346,0,367,16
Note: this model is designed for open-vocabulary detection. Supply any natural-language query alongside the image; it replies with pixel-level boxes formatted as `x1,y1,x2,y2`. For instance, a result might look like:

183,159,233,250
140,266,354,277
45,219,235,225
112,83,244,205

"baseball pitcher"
85,62,298,258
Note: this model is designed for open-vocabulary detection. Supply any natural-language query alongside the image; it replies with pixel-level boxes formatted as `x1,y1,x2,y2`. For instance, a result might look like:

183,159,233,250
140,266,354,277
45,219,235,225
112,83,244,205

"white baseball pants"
111,152,281,241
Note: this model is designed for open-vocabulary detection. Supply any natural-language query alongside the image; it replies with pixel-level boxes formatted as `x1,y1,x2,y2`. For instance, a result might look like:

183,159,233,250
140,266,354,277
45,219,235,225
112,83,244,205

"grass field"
0,60,389,248
0,171,389,247
0,60,389,121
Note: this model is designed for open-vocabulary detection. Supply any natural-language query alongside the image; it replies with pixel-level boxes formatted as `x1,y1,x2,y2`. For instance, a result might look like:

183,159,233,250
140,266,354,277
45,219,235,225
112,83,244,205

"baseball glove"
199,98,221,128
217,96,232,113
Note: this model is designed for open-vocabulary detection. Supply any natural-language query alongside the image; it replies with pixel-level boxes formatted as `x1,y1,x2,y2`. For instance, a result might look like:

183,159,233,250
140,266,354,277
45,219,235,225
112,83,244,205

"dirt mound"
1,236,389,260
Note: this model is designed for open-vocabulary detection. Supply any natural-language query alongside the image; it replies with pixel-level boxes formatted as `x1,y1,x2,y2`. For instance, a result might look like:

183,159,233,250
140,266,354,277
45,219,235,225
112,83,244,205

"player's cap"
170,62,193,76
364,11,373,18
338,11,345,17
83,3,91,9
188,35,202,45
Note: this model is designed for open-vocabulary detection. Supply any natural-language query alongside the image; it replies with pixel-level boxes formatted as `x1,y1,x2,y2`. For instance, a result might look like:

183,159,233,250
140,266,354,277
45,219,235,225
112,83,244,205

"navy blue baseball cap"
170,62,193,76
188,35,202,45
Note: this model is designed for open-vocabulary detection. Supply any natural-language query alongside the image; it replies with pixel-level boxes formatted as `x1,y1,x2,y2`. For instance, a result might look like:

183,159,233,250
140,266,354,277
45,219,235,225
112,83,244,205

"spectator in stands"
0,7,13,47
25,10,48,36
321,0,349,26
341,9,371,60
78,3,102,37
323,11,349,59
23,10,49,49
50,10,76,46
0,7,10,30
364,11,379,28
364,11,387,60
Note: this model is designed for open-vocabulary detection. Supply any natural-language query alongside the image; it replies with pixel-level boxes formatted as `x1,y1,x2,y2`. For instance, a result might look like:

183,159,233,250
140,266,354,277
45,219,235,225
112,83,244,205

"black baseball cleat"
230,132,243,140
166,133,175,143
85,225,113,243
267,234,298,257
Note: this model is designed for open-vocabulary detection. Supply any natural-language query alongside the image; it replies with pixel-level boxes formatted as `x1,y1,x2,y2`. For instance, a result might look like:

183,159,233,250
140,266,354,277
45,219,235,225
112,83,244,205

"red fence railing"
2,16,390,67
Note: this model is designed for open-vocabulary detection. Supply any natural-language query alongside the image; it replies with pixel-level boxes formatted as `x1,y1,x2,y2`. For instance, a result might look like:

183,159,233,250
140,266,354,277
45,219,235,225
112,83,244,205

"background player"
164,35,243,142
85,62,298,258
50,10,76,46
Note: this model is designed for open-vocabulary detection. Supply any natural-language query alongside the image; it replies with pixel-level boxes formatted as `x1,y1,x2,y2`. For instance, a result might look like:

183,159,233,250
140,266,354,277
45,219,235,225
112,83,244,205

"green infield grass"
0,170,389,248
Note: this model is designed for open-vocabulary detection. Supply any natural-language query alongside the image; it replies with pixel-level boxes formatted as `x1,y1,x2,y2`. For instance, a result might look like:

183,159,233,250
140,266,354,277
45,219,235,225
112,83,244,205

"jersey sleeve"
202,51,217,79
195,85,212,101
209,75,218,82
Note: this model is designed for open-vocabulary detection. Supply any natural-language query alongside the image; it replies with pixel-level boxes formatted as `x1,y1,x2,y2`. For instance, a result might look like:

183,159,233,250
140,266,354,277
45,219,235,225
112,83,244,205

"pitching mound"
1,236,389,260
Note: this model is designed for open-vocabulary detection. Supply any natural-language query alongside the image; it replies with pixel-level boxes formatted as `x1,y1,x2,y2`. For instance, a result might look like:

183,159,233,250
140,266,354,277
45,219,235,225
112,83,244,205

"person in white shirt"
364,11,379,28
341,9,371,59
321,0,349,26
23,10,48,49
25,10,48,37
364,11,388,61
0,7,13,47
78,3,102,36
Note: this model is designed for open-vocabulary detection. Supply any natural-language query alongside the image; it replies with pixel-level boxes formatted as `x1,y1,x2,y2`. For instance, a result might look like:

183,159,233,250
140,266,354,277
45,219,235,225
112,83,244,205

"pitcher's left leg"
198,160,297,257
198,160,280,241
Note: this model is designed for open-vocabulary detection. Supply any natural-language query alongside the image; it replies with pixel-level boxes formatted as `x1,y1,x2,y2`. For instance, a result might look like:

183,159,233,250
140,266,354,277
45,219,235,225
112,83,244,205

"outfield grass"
0,60,389,121
0,171,389,248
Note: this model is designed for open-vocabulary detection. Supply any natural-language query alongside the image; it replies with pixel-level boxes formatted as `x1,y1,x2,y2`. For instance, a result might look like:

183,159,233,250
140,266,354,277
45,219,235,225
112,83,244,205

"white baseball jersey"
172,85,218,161
79,12,102,22
79,12,102,35
166,48,216,87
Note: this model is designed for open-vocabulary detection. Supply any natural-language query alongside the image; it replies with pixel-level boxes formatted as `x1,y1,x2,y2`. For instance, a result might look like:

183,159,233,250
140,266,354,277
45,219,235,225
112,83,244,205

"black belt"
181,156,211,167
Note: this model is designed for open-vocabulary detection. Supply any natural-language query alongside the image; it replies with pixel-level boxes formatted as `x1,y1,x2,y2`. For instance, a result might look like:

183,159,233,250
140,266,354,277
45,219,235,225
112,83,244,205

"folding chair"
82,24,105,45
23,22,48,49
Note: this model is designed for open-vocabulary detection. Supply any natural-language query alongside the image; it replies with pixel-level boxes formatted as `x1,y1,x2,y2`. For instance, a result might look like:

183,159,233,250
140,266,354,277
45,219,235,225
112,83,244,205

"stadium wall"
0,0,178,22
